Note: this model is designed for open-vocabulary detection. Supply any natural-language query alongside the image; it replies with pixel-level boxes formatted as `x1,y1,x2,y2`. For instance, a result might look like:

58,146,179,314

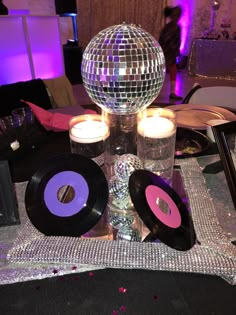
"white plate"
166,104,236,130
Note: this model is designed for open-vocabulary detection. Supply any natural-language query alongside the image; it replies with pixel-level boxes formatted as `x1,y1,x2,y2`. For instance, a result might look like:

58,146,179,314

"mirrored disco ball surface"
81,23,166,114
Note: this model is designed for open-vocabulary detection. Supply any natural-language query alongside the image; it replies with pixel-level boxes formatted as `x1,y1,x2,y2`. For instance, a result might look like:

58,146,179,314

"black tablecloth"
0,269,235,315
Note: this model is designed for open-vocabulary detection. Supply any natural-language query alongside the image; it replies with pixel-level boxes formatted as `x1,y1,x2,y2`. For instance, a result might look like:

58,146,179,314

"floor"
72,69,236,107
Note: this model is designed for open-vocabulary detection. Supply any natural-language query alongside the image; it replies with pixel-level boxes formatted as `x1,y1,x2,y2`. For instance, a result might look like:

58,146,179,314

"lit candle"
137,108,176,184
138,116,175,139
69,115,109,143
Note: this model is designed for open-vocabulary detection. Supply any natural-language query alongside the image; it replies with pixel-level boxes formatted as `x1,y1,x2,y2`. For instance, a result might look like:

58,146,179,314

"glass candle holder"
103,111,138,179
69,114,111,239
137,108,176,186
0,115,15,131
69,114,109,167
12,106,35,127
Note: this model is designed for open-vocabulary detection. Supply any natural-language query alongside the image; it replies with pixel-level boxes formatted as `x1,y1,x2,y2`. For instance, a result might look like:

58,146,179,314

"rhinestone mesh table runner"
2,157,236,285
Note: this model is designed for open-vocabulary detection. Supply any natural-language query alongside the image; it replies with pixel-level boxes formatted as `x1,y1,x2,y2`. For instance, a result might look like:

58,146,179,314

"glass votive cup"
137,107,177,186
69,114,109,167
0,115,16,132
69,114,111,240
12,106,35,127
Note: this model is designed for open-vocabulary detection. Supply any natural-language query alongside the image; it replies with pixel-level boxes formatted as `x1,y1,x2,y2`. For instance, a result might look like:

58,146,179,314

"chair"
0,75,79,118
0,79,52,117
182,83,201,103
183,85,236,110
43,75,77,108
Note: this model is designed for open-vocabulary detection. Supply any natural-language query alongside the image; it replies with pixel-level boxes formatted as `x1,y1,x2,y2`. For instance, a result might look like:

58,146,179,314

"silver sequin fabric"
1,157,236,285
188,38,236,80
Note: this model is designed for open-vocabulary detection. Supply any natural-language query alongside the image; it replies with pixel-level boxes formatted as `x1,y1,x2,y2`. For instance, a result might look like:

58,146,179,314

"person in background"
159,6,182,100
0,0,8,15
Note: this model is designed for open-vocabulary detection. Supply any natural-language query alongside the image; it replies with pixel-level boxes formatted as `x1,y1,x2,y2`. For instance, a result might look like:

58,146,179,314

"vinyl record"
25,153,108,237
129,170,196,251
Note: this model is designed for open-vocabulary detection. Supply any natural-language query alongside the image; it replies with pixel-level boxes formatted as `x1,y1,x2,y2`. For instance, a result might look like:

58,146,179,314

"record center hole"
57,185,75,203
156,197,170,215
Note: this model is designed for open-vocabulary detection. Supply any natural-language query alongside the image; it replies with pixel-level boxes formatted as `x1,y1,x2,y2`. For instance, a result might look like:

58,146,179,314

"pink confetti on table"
72,266,77,271
118,287,127,293
89,272,94,277
112,310,119,315
153,295,158,300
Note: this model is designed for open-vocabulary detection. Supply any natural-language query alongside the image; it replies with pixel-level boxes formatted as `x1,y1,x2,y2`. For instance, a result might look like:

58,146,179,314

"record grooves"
129,170,196,251
25,153,108,237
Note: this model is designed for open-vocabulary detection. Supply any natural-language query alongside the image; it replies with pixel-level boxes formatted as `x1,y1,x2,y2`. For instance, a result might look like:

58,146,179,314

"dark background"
55,0,77,14
0,268,235,315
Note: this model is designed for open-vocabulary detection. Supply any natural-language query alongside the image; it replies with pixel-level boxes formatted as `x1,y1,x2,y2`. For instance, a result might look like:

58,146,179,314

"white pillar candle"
138,116,175,139
69,116,109,144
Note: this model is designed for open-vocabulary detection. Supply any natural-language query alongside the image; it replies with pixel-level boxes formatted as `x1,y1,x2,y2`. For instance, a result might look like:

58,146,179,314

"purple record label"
44,171,89,217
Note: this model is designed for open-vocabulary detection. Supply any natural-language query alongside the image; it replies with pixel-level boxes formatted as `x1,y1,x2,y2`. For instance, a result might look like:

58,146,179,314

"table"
0,125,236,314
188,38,236,80
0,268,235,315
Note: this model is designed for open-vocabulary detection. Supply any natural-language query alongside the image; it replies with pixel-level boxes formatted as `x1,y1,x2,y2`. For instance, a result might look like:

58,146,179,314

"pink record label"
145,185,181,228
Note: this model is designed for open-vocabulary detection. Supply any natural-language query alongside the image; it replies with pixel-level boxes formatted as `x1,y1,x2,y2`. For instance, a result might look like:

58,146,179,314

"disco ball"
109,175,129,200
81,23,166,114
114,154,143,182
